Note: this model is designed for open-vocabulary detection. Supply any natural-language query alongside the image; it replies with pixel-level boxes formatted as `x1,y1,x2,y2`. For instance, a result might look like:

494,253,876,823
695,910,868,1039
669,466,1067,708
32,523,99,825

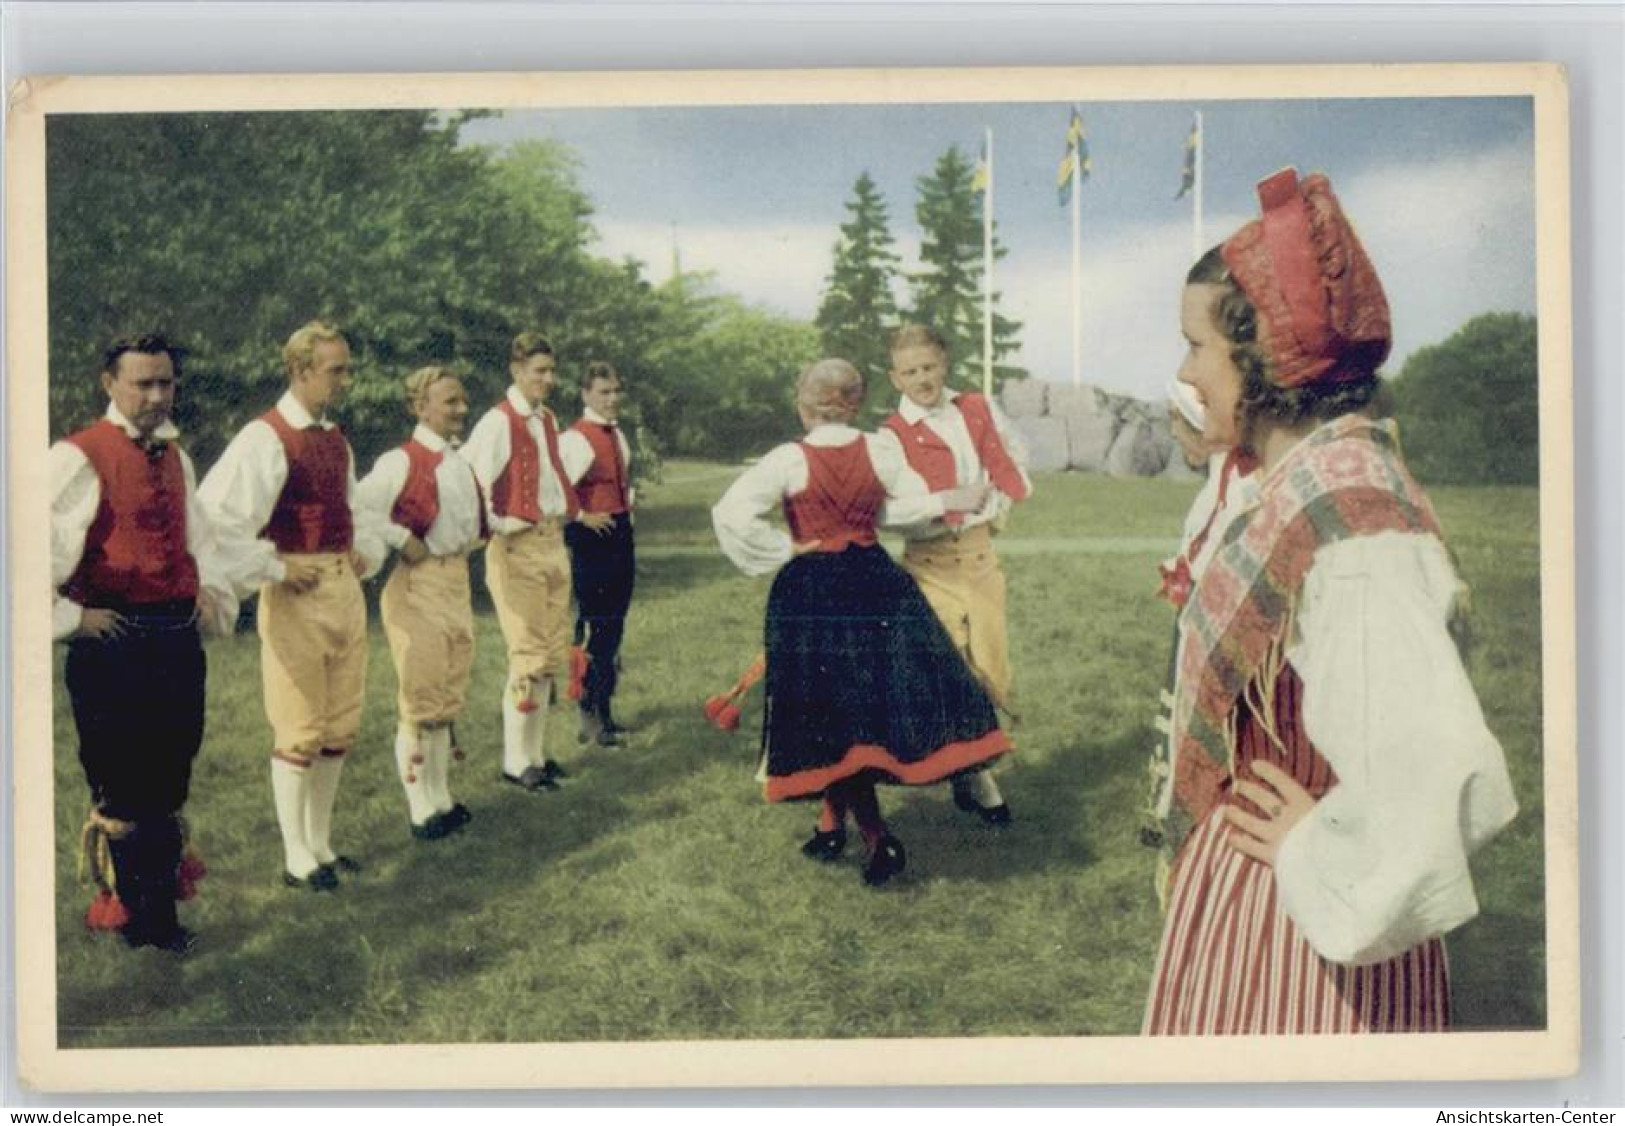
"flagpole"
1071,139,1082,388
1192,110,1205,261
982,126,994,398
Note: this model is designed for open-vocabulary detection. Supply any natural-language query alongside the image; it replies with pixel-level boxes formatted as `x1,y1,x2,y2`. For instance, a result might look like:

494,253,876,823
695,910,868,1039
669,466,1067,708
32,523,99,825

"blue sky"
462,96,1535,402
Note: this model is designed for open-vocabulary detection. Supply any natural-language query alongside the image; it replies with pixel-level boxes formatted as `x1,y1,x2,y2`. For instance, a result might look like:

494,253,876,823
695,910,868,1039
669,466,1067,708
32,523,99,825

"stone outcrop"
1003,378,1185,478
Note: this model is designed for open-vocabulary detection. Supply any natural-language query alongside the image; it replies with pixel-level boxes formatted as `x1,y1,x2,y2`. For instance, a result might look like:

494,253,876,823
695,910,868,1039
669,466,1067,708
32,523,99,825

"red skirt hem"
763,728,1011,802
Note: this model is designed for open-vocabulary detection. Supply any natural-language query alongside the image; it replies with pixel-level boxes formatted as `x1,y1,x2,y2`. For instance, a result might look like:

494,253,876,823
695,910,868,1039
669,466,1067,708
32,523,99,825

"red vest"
490,399,579,523
883,393,1030,525
260,408,354,554
391,440,490,544
569,420,629,514
62,419,200,606
782,439,884,553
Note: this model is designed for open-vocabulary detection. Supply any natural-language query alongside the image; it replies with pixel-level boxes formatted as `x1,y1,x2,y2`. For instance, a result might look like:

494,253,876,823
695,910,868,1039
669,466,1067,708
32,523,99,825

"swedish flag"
1058,107,1090,206
971,138,990,195
1175,117,1199,200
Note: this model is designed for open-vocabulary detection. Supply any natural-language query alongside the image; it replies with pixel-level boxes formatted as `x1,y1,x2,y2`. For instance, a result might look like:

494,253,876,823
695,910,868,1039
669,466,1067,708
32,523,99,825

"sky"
460,96,1536,403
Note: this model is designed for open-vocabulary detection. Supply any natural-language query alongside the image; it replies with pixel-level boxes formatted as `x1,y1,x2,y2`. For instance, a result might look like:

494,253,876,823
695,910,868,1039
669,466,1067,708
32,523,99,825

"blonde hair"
796,358,865,424
404,365,461,414
889,322,949,358
283,320,346,379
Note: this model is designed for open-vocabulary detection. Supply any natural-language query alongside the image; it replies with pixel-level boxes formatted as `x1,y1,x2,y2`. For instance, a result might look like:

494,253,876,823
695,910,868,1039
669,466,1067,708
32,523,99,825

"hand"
400,536,430,564
1222,759,1316,868
790,539,824,556
196,588,236,638
349,550,369,578
938,481,992,514
280,558,322,594
579,511,615,535
74,607,126,640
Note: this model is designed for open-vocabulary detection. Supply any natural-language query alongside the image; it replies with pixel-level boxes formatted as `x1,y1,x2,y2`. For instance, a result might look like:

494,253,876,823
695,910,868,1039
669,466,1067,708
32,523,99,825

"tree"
908,146,1024,391
814,173,901,421
1387,312,1538,486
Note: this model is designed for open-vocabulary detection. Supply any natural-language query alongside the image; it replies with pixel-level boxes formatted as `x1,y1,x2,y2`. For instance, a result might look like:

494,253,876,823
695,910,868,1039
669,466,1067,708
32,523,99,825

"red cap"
1220,169,1392,389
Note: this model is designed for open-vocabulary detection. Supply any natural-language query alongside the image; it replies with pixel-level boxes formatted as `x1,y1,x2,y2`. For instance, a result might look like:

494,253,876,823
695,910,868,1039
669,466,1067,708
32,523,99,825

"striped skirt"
1143,805,1451,1035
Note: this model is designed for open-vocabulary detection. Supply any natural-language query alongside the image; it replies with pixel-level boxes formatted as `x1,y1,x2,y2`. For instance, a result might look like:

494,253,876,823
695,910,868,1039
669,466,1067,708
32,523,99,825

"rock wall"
1002,378,1199,479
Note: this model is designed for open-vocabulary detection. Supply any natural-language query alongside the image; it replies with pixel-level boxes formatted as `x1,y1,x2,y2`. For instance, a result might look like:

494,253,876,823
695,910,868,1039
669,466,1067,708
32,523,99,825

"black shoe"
540,761,568,782
329,855,364,874
862,835,907,887
442,803,473,830
601,715,632,737
124,924,198,955
411,814,451,841
595,727,622,748
503,767,558,792
952,789,1013,826
800,828,848,863
282,866,339,892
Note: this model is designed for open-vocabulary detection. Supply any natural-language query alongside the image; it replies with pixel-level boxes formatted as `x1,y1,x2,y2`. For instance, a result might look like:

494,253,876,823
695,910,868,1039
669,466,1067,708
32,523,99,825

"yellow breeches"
485,522,572,682
902,524,1014,711
257,553,368,759
381,552,475,728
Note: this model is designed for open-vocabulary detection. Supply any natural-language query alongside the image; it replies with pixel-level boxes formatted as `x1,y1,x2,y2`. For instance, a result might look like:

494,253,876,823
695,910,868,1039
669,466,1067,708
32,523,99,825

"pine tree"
909,145,1024,390
814,173,902,405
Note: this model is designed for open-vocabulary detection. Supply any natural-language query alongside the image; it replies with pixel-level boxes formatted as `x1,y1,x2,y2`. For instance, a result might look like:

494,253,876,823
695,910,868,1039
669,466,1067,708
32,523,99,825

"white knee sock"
958,768,1005,807
271,758,319,878
305,753,346,864
424,725,454,814
502,690,531,778
396,726,436,825
531,678,552,768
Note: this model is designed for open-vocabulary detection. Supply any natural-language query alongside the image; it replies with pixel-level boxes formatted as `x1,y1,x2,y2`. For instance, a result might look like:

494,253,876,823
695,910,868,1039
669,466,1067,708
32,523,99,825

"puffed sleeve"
355,448,412,554
711,446,801,577
178,448,240,637
868,431,948,529
197,420,289,596
344,445,389,579
50,441,99,640
1273,531,1518,966
557,427,592,487
462,409,514,531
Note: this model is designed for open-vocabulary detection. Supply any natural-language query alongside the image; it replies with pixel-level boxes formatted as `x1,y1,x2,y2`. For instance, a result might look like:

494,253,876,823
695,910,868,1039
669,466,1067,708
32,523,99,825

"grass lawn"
49,461,1547,1045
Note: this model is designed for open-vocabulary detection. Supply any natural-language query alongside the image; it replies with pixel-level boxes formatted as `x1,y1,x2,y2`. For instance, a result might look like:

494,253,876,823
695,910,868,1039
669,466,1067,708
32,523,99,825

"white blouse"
1274,530,1519,965
355,425,486,558
871,389,1032,539
196,391,389,598
461,385,575,533
712,424,946,577
50,405,239,640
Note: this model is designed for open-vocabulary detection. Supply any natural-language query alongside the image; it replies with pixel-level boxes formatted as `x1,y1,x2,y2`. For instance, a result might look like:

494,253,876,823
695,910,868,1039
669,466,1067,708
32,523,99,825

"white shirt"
356,425,487,558
197,391,388,597
872,389,1033,539
1273,530,1519,966
462,385,575,533
558,407,634,504
50,404,238,640
711,424,946,577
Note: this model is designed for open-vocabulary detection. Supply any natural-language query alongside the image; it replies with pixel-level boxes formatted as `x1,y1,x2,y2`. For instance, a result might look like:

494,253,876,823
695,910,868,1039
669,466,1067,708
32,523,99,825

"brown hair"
509,331,555,365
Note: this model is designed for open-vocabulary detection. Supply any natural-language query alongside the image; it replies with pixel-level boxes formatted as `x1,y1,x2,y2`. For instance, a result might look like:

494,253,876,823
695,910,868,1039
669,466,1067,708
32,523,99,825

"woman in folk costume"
1142,169,1517,1035
357,367,488,841
711,358,1010,887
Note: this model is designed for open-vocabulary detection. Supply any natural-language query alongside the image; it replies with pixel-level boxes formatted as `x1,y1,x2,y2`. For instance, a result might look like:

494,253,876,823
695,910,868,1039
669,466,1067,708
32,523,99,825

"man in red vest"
559,360,637,747
464,332,579,790
199,321,388,892
877,323,1033,825
52,335,238,952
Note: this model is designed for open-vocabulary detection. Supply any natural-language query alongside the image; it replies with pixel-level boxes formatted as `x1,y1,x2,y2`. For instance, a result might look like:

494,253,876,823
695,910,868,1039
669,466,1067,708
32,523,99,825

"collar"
896,388,961,426
105,403,180,443
276,391,334,430
506,384,545,418
581,407,617,428
411,424,450,453
802,422,861,446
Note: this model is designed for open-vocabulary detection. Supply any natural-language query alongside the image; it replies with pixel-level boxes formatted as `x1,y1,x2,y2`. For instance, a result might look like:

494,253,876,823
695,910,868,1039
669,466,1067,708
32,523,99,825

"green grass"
49,462,1547,1045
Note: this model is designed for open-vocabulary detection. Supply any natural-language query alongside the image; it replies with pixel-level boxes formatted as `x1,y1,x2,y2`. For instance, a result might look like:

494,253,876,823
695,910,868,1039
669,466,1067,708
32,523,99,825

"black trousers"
64,601,205,939
565,513,635,719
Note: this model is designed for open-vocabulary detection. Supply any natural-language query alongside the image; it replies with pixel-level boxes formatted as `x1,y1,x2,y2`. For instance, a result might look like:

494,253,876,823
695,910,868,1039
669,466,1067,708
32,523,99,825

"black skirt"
761,543,1008,801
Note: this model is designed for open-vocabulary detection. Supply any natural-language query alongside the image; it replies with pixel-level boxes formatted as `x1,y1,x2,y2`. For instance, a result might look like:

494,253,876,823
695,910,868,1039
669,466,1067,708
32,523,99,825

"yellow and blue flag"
971,137,991,195
1057,107,1090,206
1175,116,1199,200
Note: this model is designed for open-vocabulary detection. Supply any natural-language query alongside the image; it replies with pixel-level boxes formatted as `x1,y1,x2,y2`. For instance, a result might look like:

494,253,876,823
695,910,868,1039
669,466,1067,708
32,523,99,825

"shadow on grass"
1448,909,1547,1030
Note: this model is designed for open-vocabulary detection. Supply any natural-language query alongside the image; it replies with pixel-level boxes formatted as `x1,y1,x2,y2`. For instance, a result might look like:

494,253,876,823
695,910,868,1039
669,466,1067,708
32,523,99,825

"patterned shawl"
1147,415,1444,866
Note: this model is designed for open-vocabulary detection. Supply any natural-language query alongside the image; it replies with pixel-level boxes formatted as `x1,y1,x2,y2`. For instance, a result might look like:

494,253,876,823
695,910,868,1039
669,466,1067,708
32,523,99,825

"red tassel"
704,694,730,723
713,703,742,732
85,890,131,931
177,850,207,901
567,646,589,702
452,748,466,762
